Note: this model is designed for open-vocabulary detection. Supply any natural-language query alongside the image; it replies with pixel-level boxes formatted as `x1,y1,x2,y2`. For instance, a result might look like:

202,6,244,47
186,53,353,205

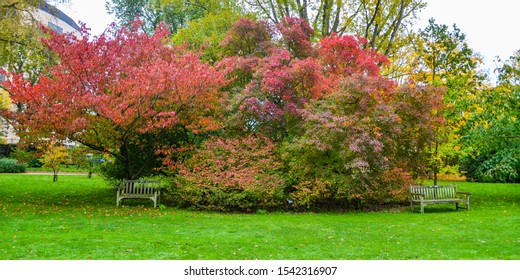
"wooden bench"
116,179,161,208
409,185,470,214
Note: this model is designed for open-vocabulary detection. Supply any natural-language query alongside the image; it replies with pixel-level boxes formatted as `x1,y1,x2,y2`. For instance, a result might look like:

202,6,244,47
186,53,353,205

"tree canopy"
2,21,228,180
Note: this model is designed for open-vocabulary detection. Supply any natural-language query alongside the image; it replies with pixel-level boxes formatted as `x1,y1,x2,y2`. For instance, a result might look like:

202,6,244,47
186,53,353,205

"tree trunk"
433,141,438,186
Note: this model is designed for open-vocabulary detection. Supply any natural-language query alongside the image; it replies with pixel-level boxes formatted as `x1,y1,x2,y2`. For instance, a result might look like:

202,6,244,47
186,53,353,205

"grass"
0,174,519,260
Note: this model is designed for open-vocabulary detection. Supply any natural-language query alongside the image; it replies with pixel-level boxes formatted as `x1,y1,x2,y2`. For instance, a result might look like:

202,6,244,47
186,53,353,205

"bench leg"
420,202,425,214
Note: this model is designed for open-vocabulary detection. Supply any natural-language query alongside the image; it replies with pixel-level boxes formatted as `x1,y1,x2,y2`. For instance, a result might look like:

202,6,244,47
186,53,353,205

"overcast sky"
57,0,520,78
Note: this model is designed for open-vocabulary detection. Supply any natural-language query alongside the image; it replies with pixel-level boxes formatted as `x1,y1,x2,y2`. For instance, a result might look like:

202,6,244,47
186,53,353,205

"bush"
164,136,287,212
287,168,411,210
0,158,27,173
462,148,520,183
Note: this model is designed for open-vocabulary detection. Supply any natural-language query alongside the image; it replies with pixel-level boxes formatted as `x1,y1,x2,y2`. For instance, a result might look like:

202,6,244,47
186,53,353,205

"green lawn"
0,174,518,260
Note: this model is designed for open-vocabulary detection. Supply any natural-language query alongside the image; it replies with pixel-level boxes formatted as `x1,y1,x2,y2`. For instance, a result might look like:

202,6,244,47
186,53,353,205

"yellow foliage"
473,104,484,114
0,88,11,109
40,144,69,171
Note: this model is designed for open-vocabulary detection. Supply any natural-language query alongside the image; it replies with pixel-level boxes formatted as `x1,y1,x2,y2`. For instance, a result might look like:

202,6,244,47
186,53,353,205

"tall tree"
106,0,242,35
241,0,425,57
1,22,228,180
171,9,245,62
411,18,484,184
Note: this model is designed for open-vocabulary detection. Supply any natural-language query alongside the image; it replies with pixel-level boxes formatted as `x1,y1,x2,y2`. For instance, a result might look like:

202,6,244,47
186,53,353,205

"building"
1,2,81,149
37,2,81,36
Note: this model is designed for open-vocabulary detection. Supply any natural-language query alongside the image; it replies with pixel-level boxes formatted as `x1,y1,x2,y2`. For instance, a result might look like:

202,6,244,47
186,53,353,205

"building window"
48,22,63,34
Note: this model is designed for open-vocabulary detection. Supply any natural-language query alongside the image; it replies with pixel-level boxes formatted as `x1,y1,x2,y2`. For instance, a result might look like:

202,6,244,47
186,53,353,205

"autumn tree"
40,142,69,182
282,75,444,208
222,17,388,141
241,0,425,57
217,17,443,209
412,18,484,184
1,21,228,180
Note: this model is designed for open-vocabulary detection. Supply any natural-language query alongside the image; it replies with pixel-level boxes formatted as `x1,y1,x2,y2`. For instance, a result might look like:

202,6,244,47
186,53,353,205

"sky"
56,0,520,79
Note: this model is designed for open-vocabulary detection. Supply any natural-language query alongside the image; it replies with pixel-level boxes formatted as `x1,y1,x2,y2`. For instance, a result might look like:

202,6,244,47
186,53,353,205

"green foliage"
0,0,60,83
172,9,246,62
165,136,286,212
0,157,26,173
107,0,243,35
463,148,520,183
459,50,520,182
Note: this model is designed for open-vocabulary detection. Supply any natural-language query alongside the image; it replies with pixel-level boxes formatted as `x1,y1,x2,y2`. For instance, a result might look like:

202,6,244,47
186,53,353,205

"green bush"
463,148,520,183
476,149,519,183
0,158,27,173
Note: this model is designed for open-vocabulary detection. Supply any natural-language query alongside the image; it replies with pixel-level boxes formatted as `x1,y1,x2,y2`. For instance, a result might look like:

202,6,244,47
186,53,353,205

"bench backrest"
122,180,160,195
410,185,458,200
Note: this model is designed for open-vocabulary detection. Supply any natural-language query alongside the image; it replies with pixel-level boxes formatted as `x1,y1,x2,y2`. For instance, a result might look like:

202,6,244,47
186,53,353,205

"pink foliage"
277,17,315,58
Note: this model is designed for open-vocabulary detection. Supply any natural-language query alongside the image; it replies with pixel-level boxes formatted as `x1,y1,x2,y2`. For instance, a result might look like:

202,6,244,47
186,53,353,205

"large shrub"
463,148,520,183
0,158,26,173
281,75,439,209
165,136,286,212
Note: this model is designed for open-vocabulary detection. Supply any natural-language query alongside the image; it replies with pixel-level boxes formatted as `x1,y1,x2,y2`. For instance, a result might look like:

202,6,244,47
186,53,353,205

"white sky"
56,0,519,77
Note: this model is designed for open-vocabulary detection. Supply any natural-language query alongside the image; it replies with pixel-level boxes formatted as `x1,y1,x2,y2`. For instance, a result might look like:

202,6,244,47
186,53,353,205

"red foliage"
277,17,315,58
318,33,389,80
220,18,274,57
171,136,286,211
2,21,228,179
222,17,393,141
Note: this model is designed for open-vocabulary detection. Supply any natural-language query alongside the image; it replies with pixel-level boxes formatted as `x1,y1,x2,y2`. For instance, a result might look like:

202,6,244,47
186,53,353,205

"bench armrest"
457,192,470,196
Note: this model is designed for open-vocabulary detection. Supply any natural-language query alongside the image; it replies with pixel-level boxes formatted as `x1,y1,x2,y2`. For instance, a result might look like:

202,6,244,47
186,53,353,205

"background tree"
241,0,425,57
1,21,229,180
106,0,242,35
459,50,520,182
411,18,484,184
40,142,69,182
0,0,67,83
171,9,245,62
